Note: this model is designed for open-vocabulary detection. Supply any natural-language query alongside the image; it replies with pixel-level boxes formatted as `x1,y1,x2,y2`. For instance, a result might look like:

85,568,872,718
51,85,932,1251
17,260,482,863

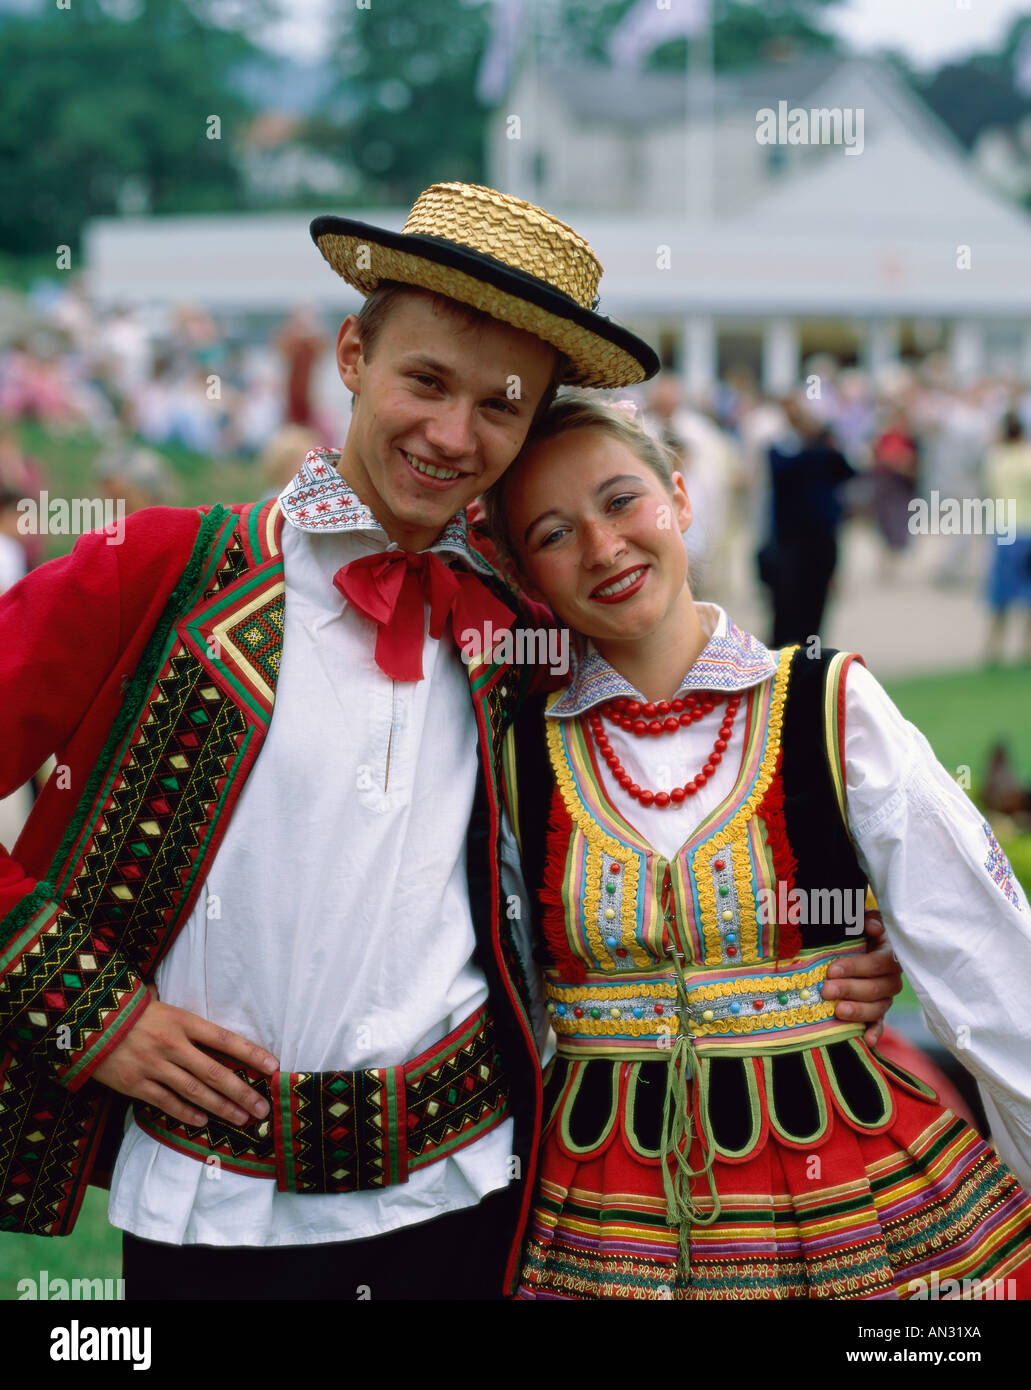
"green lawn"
882,664,1031,799
12,420,263,562
0,1187,121,1300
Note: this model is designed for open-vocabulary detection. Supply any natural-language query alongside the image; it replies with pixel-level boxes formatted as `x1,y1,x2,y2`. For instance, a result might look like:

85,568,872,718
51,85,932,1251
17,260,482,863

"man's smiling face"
335,289,557,551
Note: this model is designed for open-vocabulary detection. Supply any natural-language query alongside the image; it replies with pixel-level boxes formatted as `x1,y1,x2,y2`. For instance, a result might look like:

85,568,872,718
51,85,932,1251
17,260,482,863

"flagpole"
685,2,714,226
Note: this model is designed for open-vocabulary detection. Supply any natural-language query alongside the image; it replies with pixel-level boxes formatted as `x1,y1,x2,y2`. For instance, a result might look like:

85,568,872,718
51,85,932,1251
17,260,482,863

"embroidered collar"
278,447,492,574
548,604,779,718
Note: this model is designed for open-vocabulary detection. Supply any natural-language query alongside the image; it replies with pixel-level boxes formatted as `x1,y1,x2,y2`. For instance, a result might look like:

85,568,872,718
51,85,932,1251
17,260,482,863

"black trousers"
122,1185,521,1301
767,532,838,650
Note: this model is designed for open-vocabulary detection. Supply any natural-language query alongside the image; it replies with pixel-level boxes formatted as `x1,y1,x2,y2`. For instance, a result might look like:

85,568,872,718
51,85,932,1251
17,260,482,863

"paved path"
705,511,1021,680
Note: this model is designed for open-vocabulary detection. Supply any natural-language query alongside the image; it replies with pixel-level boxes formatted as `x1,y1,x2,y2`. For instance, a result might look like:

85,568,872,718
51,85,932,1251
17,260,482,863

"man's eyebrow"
523,474,643,542
401,353,454,378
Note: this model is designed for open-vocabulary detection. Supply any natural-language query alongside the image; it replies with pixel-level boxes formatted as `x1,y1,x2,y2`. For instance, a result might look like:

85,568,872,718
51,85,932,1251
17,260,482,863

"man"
763,398,855,649
0,184,899,1300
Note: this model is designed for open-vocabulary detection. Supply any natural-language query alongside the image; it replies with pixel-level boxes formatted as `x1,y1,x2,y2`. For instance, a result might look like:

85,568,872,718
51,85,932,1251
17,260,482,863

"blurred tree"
559,0,845,71
916,14,1031,154
323,0,493,204
0,0,277,258
654,0,844,71
918,57,1028,151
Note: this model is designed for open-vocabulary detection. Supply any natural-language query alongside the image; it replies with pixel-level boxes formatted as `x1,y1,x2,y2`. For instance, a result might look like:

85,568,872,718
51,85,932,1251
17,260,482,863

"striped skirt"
516,1042,1031,1300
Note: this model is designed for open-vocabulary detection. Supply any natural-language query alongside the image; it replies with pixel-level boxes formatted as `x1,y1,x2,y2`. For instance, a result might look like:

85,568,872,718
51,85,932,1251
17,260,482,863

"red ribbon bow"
333,549,515,681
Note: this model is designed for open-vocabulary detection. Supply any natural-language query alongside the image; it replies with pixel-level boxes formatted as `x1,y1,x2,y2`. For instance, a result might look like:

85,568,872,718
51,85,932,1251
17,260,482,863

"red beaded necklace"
587,692,741,808
599,693,720,737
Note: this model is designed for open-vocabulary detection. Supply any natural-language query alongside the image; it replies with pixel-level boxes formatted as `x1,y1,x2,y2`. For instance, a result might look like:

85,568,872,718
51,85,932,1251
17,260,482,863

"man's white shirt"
109,461,527,1245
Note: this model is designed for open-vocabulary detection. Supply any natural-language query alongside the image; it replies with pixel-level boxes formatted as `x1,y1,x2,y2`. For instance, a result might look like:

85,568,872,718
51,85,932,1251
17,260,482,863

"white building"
486,53,1031,392
85,54,1031,394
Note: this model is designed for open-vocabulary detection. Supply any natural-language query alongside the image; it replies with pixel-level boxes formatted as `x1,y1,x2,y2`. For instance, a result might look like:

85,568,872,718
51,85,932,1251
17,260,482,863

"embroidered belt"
545,942,868,1059
133,1005,510,1192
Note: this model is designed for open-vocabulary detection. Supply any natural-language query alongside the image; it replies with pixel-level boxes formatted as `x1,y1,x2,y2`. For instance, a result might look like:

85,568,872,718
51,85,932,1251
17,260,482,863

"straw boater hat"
309,182,659,391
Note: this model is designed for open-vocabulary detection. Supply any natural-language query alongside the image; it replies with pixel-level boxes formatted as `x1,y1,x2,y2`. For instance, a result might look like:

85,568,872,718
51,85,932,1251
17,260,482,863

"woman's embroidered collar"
278,447,491,573
548,605,778,718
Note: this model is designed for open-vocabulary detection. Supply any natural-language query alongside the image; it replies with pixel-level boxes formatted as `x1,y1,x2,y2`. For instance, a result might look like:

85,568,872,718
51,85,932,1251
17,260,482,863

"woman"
870,404,920,559
485,396,1031,1300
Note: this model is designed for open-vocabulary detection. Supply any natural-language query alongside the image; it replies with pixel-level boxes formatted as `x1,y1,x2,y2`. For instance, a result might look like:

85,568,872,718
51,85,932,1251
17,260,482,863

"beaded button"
714,858,726,872
718,885,729,897
702,1009,714,1022
556,1004,567,1016
730,1001,741,1015
799,988,811,1001
590,1008,601,1020
604,908,616,920
778,992,789,1004
606,935,618,947
609,864,621,876
721,909,733,922
609,1008,620,1019
632,1007,644,1018
605,882,617,894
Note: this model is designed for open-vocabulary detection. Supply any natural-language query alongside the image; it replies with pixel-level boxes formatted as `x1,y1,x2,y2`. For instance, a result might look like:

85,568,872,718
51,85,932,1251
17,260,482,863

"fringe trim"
755,747,801,958
0,878,57,949
538,784,586,983
47,504,232,893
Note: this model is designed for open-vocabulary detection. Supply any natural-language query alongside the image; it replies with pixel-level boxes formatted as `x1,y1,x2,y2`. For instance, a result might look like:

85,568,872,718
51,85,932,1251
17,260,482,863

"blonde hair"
482,393,676,578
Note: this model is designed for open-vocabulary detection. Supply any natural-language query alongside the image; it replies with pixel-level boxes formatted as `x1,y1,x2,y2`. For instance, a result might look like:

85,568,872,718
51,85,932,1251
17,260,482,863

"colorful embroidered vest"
507,646,935,1163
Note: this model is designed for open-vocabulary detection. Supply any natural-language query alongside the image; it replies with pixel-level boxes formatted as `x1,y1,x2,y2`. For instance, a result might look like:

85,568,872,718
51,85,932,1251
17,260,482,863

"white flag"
608,0,710,70
477,0,527,104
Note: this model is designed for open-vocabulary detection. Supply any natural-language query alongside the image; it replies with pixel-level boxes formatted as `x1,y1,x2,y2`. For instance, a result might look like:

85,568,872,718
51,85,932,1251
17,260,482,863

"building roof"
531,52,848,126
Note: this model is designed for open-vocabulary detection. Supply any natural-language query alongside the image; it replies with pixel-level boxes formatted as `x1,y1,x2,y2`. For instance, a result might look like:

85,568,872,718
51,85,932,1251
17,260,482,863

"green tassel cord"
660,941,722,1289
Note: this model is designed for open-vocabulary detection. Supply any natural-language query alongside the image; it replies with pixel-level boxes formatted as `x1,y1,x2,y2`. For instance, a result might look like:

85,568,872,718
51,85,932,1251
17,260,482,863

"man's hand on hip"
92,983,279,1128
820,910,903,1047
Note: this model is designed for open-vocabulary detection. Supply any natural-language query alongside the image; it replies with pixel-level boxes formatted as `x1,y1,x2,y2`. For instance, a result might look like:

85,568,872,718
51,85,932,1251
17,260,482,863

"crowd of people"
636,355,1031,662
2,276,1031,662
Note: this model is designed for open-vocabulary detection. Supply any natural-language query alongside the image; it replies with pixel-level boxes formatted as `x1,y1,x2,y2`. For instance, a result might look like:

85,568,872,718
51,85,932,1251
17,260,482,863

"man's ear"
336,316,364,395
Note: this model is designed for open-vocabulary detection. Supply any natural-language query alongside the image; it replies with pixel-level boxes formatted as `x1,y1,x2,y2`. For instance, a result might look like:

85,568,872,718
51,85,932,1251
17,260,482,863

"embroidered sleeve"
982,821,1022,911
0,514,201,1090
0,883,151,1090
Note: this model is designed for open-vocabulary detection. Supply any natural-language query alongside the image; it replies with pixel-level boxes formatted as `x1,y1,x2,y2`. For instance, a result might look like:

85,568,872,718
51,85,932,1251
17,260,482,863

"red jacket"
0,497,544,1295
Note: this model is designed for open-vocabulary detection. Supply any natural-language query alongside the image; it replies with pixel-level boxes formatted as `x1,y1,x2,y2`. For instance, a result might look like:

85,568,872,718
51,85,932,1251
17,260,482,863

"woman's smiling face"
505,426,694,644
